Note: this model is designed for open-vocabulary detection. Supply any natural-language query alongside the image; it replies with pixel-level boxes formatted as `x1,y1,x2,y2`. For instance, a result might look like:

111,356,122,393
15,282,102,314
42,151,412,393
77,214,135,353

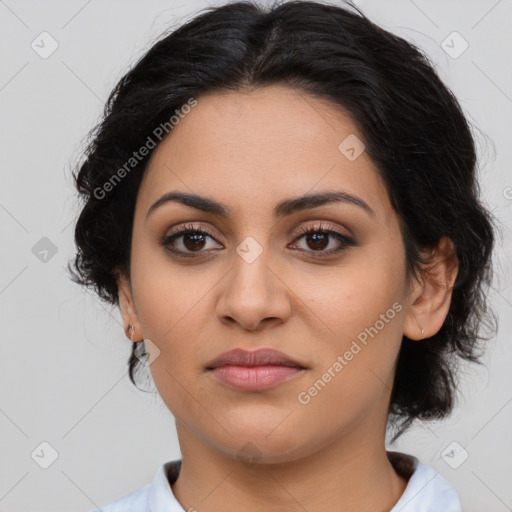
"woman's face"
120,84,421,463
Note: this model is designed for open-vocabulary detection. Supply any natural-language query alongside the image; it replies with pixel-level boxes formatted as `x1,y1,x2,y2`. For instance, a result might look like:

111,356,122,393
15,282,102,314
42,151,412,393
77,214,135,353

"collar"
146,452,463,512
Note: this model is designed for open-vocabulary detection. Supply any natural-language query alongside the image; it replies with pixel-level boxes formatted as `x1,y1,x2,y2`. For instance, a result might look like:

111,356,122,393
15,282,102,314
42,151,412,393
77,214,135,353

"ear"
403,236,459,340
115,269,142,341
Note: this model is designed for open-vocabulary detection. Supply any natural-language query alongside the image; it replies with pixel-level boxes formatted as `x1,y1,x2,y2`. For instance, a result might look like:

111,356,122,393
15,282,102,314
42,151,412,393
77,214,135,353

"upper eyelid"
166,223,219,239
166,221,345,234
164,221,350,244
161,223,355,260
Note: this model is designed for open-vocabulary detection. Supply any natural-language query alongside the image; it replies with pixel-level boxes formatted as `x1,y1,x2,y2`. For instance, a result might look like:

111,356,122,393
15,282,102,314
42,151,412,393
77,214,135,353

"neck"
171,419,408,512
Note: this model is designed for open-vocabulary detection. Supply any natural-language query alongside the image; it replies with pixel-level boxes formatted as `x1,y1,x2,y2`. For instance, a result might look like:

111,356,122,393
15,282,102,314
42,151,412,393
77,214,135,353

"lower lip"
209,365,304,391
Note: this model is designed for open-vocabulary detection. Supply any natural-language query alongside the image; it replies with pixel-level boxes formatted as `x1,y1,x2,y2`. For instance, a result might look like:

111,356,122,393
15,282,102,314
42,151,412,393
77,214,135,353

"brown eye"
304,231,329,251
160,223,223,258
290,223,355,256
181,232,207,251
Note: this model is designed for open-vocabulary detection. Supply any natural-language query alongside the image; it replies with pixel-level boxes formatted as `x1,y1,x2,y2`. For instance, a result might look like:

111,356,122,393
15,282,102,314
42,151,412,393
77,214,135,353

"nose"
215,250,292,332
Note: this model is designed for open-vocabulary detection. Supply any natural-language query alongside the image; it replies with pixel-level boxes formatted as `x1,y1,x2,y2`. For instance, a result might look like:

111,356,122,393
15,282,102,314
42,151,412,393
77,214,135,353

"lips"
205,348,308,391
205,348,307,370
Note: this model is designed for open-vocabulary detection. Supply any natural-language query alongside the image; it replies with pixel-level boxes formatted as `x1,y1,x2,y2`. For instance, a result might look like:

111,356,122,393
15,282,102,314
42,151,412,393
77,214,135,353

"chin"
212,425,311,466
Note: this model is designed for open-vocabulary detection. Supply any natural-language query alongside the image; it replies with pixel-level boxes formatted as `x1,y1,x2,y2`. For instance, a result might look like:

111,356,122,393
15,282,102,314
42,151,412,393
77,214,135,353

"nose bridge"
216,234,291,329
229,235,276,303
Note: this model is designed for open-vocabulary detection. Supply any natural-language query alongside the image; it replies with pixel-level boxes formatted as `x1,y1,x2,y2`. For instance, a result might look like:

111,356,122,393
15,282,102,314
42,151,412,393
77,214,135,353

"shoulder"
410,461,464,511
87,460,183,512
388,451,463,512
88,483,151,512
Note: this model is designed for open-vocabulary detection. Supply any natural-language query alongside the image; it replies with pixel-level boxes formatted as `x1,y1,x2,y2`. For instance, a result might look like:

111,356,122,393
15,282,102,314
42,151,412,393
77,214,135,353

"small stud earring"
421,328,425,335
129,324,143,343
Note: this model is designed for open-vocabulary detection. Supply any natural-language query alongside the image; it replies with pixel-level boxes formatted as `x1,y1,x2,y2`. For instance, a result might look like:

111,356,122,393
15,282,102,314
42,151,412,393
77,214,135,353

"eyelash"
160,222,355,259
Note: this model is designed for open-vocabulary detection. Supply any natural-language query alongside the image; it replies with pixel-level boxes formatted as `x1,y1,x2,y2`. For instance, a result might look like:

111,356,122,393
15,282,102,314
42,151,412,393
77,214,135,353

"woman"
70,1,497,510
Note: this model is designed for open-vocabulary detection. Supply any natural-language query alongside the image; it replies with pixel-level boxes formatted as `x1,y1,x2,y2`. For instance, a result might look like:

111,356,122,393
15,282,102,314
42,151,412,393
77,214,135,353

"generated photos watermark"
297,301,403,405
93,97,198,200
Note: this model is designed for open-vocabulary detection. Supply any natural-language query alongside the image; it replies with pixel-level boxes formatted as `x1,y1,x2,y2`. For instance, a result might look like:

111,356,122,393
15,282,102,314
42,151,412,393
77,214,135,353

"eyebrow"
146,189,376,220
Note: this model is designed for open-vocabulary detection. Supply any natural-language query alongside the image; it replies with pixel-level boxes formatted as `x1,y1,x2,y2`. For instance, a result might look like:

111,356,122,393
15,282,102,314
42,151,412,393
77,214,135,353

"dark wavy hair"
69,0,499,441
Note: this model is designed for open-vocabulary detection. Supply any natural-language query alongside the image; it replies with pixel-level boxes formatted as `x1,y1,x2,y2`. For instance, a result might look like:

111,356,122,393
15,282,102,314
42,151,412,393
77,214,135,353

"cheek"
133,273,212,369
129,249,214,395
131,235,214,335
298,246,406,338
291,271,405,439
291,243,407,396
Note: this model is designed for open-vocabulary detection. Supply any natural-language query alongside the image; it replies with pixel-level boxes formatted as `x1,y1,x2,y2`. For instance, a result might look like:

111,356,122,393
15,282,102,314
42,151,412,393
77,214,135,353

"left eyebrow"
274,190,376,219
146,189,376,220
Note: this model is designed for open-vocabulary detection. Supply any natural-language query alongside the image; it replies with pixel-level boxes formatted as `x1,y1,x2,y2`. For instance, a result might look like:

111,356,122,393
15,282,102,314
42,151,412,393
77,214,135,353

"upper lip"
205,348,307,370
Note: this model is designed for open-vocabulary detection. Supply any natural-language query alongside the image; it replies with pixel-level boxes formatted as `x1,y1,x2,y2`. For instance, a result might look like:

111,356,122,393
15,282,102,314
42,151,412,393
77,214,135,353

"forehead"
138,84,392,222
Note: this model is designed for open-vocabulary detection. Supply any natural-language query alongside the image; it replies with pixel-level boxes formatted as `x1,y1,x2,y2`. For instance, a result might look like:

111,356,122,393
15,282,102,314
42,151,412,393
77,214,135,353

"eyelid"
288,222,355,252
166,222,219,239
163,220,350,243
292,220,351,238
161,222,223,249
160,220,355,259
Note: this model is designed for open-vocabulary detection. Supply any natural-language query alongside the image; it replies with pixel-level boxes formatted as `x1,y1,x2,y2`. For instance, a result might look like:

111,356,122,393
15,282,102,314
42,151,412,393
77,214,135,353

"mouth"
205,347,307,370
205,348,308,391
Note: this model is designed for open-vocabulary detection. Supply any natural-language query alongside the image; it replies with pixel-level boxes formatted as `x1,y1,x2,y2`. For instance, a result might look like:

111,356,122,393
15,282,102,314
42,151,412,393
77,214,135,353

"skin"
116,84,458,512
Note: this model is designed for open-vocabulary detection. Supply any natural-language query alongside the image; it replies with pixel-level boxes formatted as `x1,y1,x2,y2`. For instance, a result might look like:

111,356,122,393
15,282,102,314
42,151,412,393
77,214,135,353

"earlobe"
403,237,458,340
115,269,142,341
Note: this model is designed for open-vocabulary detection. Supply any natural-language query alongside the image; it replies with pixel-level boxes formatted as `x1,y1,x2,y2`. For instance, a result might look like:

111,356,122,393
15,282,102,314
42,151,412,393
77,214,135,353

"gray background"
1,0,511,510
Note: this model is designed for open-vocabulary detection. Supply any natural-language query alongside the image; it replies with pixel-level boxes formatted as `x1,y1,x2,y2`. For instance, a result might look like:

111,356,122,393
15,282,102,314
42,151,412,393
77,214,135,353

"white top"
89,452,463,512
